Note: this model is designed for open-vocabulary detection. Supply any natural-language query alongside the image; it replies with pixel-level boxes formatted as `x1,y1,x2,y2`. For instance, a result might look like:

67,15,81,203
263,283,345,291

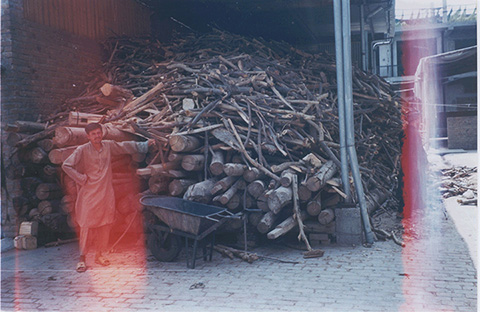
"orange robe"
62,140,148,229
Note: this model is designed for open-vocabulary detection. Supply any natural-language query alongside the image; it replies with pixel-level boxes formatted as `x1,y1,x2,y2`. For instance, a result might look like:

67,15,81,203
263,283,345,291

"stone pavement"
1,201,477,312
1,153,477,312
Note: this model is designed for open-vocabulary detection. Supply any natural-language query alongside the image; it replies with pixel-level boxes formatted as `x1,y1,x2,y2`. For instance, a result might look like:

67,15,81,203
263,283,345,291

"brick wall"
1,0,104,238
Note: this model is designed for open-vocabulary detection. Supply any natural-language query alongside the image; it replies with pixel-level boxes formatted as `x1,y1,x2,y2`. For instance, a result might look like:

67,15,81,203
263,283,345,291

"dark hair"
85,123,102,134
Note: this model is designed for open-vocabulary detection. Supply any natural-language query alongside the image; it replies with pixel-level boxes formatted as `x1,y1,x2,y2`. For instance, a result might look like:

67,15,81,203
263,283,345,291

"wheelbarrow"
141,195,234,268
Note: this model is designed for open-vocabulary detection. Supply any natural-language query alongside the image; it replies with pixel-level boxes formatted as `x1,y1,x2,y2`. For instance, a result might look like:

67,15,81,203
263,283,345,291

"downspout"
337,0,375,245
360,1,367,71
333,0,351,202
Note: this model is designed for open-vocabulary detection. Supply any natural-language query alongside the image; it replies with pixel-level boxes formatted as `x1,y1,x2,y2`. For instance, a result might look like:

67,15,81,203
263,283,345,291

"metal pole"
360,2,367,71
341,0,375,245
333,0,351,202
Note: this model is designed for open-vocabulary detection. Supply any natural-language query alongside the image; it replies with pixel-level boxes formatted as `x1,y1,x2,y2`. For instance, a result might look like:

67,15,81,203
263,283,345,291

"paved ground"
1,152,477,312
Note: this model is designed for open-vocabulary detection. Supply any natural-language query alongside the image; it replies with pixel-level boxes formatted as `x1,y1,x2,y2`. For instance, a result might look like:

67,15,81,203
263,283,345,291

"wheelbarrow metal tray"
141,195,227,236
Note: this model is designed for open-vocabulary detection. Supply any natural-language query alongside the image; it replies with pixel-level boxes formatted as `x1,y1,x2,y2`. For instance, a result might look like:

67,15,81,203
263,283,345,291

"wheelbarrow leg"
191,239,199,269
209,233,215,261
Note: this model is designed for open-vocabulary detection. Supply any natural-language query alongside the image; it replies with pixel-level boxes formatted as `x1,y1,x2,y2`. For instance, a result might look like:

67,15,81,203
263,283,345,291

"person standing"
62,123,154,272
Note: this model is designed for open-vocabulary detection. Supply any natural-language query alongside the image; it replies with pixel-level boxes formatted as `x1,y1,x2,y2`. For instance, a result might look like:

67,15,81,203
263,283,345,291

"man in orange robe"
62,123,154,272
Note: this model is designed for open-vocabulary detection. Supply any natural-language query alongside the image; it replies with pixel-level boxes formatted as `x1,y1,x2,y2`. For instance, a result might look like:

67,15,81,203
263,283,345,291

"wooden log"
223,163,247,176
280,169,296,187
209,150,225,176
38,199,61,216
29,147,49,164
60,195,76,214
226,193,241,210
183,179,217,203
168,179,196,196
217,179,243,205
54,125,136,147
169,135,201,152
306,199,322,216
43,165,60,177
365,187,390,215
318,208,335,225
181,154,205,171
53,126,89,147
68,112,103,127
248,212,264,227
36,183,63,200
324,194,341,208
100,83,133,99
257,211,279,234
21,177,43,197
6,121,46,133
306,160,338,192
211,176,238,195
116,194,136,215
5,163,41,180
37,139,55,152
247,180,266,199
49,146,78,164
268,186,292,214
243,167,263,183
12,196,31,216
298,184,312,202
6,132,27,147
256,190,271,212
267,210,307,239
15,126,56,149
148,175,170,194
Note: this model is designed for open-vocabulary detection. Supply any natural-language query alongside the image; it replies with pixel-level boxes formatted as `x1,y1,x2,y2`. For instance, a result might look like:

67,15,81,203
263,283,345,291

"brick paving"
1,179,477,312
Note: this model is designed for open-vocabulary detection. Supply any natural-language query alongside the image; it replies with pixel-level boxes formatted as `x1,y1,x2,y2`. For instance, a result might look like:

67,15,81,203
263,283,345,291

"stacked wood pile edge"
5,29,403,250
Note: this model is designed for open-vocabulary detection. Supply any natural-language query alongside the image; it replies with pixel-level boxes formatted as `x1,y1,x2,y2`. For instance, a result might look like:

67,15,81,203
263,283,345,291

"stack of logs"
7,29,402,246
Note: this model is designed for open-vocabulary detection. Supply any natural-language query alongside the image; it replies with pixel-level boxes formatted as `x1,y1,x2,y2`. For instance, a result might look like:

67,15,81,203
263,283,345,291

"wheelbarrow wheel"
148,231,182,262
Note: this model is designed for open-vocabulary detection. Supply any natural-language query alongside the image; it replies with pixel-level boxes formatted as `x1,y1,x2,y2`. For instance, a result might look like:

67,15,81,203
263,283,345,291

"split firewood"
306,160,338,192
267,186,292,214
267,210,307,239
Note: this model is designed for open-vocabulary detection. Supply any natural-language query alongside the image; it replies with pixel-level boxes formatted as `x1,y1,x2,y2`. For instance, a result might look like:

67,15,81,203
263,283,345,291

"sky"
395,0,477,17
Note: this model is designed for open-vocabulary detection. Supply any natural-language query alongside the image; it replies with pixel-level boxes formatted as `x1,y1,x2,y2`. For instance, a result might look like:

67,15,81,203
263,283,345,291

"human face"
86,128,103,145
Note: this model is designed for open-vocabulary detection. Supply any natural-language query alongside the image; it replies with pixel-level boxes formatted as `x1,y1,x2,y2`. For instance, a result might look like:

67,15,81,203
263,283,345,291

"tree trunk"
307,200,322,217
257,211,278,234
183,179,217,203
181,154,205,171
267,210,307,239
280,169,296,187
38,199,61,216
268,186,292,214
209,150,225,176
169,135,201,152
306,160,338,192
223,163,247,176
211,176,238,195
168,179,196,196
318,208,335,225
36,183,63,200
247,180,265,199
49,146,78,164
148,175,170,194
298,184,312,202
243,167,263,183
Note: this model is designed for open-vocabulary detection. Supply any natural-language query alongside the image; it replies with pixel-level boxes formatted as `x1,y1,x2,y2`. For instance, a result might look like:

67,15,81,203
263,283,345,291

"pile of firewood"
439,166,477,204
7,29,403,245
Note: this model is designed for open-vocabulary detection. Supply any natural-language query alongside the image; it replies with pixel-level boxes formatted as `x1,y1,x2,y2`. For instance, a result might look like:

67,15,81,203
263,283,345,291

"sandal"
76,261,87,273
95,255,110,266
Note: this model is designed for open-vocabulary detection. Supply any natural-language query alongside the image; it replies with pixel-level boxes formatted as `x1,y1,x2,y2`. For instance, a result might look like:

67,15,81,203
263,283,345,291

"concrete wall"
1,0,104,238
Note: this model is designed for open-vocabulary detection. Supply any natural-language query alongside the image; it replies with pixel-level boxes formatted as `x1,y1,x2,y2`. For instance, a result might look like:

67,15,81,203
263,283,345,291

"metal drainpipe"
360,1,367,71
340,0,375,245
333,0,352,202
